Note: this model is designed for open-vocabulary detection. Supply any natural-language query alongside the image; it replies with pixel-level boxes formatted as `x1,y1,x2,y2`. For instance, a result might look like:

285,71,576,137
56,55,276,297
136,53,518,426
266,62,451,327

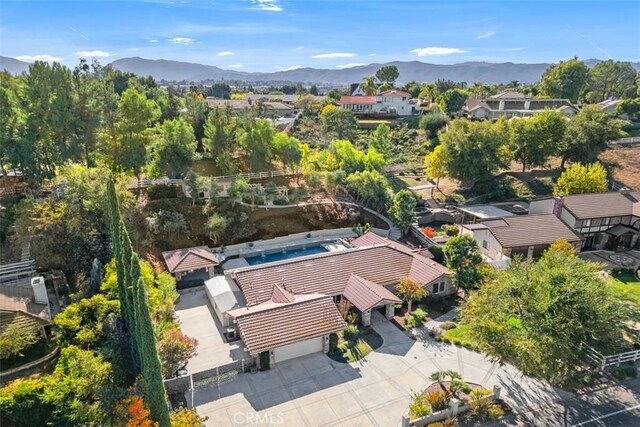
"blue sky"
1,0,639,71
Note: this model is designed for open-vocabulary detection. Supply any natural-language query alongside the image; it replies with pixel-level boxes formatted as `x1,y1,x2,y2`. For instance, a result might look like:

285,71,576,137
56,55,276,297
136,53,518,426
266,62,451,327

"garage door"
273,336,323,363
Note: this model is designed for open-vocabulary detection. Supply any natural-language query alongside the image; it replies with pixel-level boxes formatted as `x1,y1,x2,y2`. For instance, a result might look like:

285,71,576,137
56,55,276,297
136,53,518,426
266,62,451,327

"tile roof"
349,232,433,258
271,284,295,303
229,293,346,354
162,246,219,273
338,96,377,104
343,274,401,312
481,214,583,248
380,90,411,97
0,284,49,320
489,91,526,99
232,245,449,307
561,192,640,219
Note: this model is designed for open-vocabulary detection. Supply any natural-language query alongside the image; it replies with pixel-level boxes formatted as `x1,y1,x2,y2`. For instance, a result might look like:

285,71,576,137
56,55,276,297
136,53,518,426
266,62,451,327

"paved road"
496,379,640,427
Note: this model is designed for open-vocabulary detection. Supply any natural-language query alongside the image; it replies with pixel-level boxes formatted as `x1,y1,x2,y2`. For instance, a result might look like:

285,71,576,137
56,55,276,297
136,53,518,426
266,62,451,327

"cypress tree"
107,179,170,426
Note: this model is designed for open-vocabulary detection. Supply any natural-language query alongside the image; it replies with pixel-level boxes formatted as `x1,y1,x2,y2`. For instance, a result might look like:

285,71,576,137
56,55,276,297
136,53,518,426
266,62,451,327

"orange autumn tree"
116,396,158,427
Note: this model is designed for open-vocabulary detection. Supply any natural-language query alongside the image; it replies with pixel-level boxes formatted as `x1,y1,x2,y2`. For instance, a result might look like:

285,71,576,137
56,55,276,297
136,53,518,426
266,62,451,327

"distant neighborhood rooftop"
162,246,220,274
457,205,515,220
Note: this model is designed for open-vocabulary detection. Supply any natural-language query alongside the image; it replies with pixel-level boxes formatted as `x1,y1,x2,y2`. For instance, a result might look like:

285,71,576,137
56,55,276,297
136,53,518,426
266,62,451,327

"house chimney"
31,276,48,305
552,196,563,218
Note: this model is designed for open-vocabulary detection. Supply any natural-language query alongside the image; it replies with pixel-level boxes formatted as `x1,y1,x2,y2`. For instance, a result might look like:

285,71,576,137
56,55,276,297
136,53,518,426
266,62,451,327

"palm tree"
430,370,462,396
359,76,378,96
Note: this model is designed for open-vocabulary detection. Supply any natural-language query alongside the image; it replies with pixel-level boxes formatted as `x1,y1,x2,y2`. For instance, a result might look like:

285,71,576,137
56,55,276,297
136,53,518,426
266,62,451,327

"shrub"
450,379,473,395
405,315,417,328
272,196,289,205
612,365,638,380
343,325,359,340
0,323,40,359
429,245,444,263
441,336,451,344
329,333,339,352
427,423,444,427
425,389,447,411
412,308,427,321
487,404,505,420
441,224,459,237
422,227,436,238
409,393,432,418
440,321,457,331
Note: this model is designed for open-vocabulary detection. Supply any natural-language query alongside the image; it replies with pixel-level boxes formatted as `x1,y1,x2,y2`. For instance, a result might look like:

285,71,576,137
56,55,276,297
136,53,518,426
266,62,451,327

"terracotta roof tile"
343,274,401,312
350,233,433,258
233,245,449,306
230,294,346,354
338,96,377,104
380,90,411,97
162,246,219,273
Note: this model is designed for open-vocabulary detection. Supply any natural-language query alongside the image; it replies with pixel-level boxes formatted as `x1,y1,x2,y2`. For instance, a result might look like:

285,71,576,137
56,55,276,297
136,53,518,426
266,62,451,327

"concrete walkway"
191,310,572,426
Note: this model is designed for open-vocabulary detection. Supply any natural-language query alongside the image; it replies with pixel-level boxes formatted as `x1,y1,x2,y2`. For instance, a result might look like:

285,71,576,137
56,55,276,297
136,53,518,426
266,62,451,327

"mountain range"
2,56,639,85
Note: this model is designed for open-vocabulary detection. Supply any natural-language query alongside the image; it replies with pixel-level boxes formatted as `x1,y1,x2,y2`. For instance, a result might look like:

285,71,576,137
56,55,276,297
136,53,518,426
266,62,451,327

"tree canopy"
538,57,588,102
443,235,484,294
553,162,608,196
388,189,417,235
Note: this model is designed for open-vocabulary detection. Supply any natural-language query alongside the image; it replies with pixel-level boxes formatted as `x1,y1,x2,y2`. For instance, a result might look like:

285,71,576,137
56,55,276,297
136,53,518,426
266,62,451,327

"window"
583,219,591,227
482,240,488,249
602,217,610,226
432,281,446,294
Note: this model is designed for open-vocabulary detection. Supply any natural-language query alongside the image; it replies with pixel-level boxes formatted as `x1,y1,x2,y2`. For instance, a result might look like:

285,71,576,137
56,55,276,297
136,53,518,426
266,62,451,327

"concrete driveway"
190,311,571,426
175,288,249,373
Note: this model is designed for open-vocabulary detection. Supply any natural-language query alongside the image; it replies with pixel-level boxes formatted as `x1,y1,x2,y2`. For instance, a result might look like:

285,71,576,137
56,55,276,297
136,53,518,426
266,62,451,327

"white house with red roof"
338,90,419,117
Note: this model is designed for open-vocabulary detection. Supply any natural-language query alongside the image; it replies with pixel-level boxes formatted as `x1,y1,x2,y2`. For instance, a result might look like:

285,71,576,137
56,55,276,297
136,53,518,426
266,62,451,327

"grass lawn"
328,329,383,363
442,324,481,350
610,271,640,307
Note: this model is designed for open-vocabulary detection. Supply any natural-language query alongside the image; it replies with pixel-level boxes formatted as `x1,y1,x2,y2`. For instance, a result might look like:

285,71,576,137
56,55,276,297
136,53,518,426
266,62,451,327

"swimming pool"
244,245,328,266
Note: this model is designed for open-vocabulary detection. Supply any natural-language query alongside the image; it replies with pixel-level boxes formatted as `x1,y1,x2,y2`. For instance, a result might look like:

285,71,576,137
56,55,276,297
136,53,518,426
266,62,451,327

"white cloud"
227,64,243,69
501,47,526,52
169,37,194,44
217,51,235,56
295,46,304,50
75,50,113,57
312,52,356,59
15,54,62,62
250,0,282,12
368,53,376,57
409,47,467,56
336,63,366,69
276,65,303,71
477,31,496,40
149,39,159,43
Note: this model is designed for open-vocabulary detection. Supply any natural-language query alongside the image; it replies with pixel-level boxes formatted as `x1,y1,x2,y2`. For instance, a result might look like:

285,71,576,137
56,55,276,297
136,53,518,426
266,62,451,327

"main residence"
464,91,579,120
338,90,420,117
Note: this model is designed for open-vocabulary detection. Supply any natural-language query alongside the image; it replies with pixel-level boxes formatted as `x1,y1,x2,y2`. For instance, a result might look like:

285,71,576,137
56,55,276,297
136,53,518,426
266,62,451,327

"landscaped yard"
441,324,481,350
328,327,383,363
610,270,640,307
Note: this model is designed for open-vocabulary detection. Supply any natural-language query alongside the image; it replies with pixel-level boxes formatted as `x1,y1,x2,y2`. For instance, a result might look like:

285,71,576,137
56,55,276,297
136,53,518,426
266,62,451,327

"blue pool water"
245,245,328,266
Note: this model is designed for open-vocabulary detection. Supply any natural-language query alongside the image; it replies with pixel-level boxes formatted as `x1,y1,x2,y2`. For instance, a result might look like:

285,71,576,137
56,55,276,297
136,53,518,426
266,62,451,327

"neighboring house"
460,214,583,261
529,191,640,250
597,99,628,119
199,234,451,365
244,94,326,106
456,205,515,224
464,92,579,120
338,90,420,117
162,246,220,281
203,98,294,117
0,276,51,321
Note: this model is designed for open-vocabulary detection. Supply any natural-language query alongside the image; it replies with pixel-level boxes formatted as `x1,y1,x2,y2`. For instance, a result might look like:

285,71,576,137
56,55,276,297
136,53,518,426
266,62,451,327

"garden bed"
327,327,383,363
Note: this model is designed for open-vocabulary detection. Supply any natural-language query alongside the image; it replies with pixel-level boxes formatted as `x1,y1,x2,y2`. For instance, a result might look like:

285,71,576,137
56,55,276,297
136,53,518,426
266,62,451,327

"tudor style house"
194,233,451,366
460,214,583,261
338,90,420,117
464,91,578,120
529,191,640,251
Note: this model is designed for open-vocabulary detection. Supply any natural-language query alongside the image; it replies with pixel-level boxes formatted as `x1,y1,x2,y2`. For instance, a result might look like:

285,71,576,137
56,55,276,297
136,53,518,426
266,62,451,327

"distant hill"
0,56,30,74
3,55,639,85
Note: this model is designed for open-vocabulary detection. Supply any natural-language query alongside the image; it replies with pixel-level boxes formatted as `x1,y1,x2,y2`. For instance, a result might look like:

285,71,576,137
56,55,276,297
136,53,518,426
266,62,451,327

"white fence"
126,170,290,190
584,345,640,371
609,136,640,146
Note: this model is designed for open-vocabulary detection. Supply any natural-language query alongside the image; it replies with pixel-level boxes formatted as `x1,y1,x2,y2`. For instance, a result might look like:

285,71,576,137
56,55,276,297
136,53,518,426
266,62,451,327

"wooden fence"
584,345,640,371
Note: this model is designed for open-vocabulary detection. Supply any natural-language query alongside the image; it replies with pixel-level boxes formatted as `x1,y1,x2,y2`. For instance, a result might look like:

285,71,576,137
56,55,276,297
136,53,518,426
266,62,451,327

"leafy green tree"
145,210,188,238
462,248,629,383
586,60,638,103
560,105,622,166
205,213,228,244
0,323,40,359
419,112,449,138
375,65,399,84
553,162,608,196
182,91,209,143
424,145,448,196
53,294,120,350
368,123,393,157
238,119,275,170
327,89,342,101
321,108,358,141
228,177,249,207
388,190,417,235
116,88,161,176
273,133,304,173
150,118,197,178
538,57,588,102
443,235,483,294
203,106,237,174
72,59,103,167
617,98,640,119
419,83,439,102
157,326,197,378
439,88,469,115
185,171,200,207
345,169,390,211
440,119,510,183
402,81,422,98
0,84,24,177
509,110,566,171
395,278,425,314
